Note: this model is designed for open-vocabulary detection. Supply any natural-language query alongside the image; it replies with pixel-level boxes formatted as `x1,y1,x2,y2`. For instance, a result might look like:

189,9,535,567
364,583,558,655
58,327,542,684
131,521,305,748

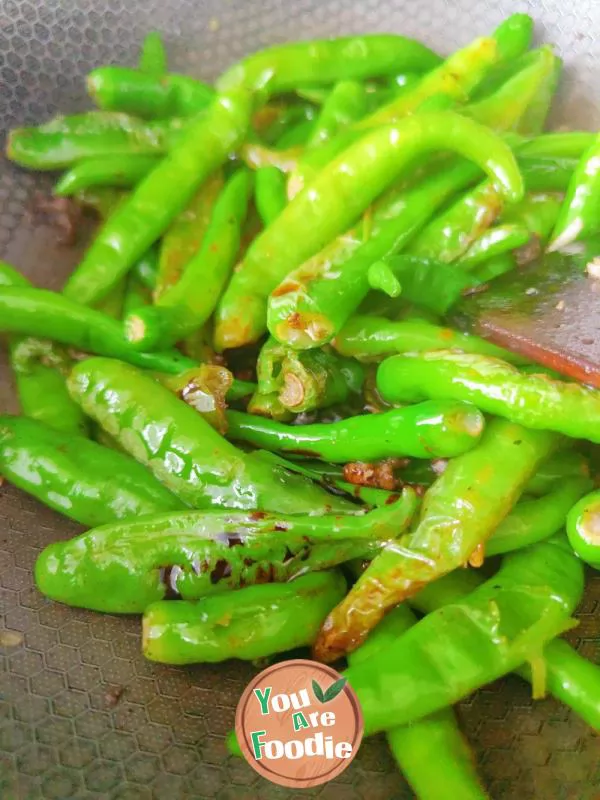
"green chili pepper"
122,273,151,317
247,390,294,422
293,18,524,190
307,80,368,147
493,192,564,267
493,12,534,60
130,245,159,291
501,191,564,245
253,101,317,144
0,415,183,526
242,140,302,172
275,118,316,148
126,169,252,350
0,262,89,437
0,261,29,287
548,133,600,251
404,151,570,268
254,166,287,227
290,39,501,194
62,89,252,307
468,252,517,285
315,418,557,660
230,557,599,757
54,155,160,196
269,159,484,349
88,66,214,118
487,477,592,556
340,535,583,730
409,566,600,731
256,337,364,414
407,179,504,263
377,351,600,444
7,114,183,170
519,156,575,192
526,451,590,495
268,147,523,352
154,170,225,299
518,639,600,731
75,186,126,217
292,34,501,190
226,400,484,462
294,86,333,104
216,111,522,350
139,31,167,77
143,571,346,664
35,112,173,137
153,366,255,409
230,544,598,754
348,604,488,800
465,47,557,133
94,278,126,319
518,56,562,135
297,75,419,107
456,223,531,269
67,357,355,514
368,255,476,315
75,190,163,302
386,708,488,800
248,450,404,509
567,491,600,568
402,448,587,500
333,315,525,364
35,497,418,612
518,132,596,160
0,286,198,374
216,35,442,102
357,37,498,129
9,338,89,437
158,364,234,435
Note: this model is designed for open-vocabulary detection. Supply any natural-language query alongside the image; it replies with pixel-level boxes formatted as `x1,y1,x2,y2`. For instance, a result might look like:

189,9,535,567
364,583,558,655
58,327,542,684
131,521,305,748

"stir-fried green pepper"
35,497,418,612
315,419,557,660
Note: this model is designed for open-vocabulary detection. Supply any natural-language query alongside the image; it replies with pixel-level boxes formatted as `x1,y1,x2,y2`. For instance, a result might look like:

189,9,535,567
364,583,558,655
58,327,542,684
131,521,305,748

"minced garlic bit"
555,300,566,311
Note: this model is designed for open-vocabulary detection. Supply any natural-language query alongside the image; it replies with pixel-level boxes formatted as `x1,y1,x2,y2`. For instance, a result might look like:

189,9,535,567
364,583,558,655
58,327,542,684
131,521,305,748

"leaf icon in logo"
323,677,347,702
312,679,325,703
312,677,347,703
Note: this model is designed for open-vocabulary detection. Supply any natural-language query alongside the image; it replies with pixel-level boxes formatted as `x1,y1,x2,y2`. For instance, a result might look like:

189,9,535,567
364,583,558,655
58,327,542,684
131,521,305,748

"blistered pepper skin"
67,358,354,515
35,498,417,613
143,571,347,664
0,415,183,527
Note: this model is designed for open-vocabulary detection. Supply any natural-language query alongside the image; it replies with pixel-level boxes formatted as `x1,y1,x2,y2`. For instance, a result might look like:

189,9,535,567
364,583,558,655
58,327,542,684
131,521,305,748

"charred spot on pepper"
254,562,277,583
158,565,183,600
319,477,364,506
271,279,302,298
210,559,232,584
286,448,320,458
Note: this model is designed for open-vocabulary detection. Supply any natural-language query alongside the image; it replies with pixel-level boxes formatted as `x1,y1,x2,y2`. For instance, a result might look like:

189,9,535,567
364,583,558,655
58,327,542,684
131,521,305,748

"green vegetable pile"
3,15,600,796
